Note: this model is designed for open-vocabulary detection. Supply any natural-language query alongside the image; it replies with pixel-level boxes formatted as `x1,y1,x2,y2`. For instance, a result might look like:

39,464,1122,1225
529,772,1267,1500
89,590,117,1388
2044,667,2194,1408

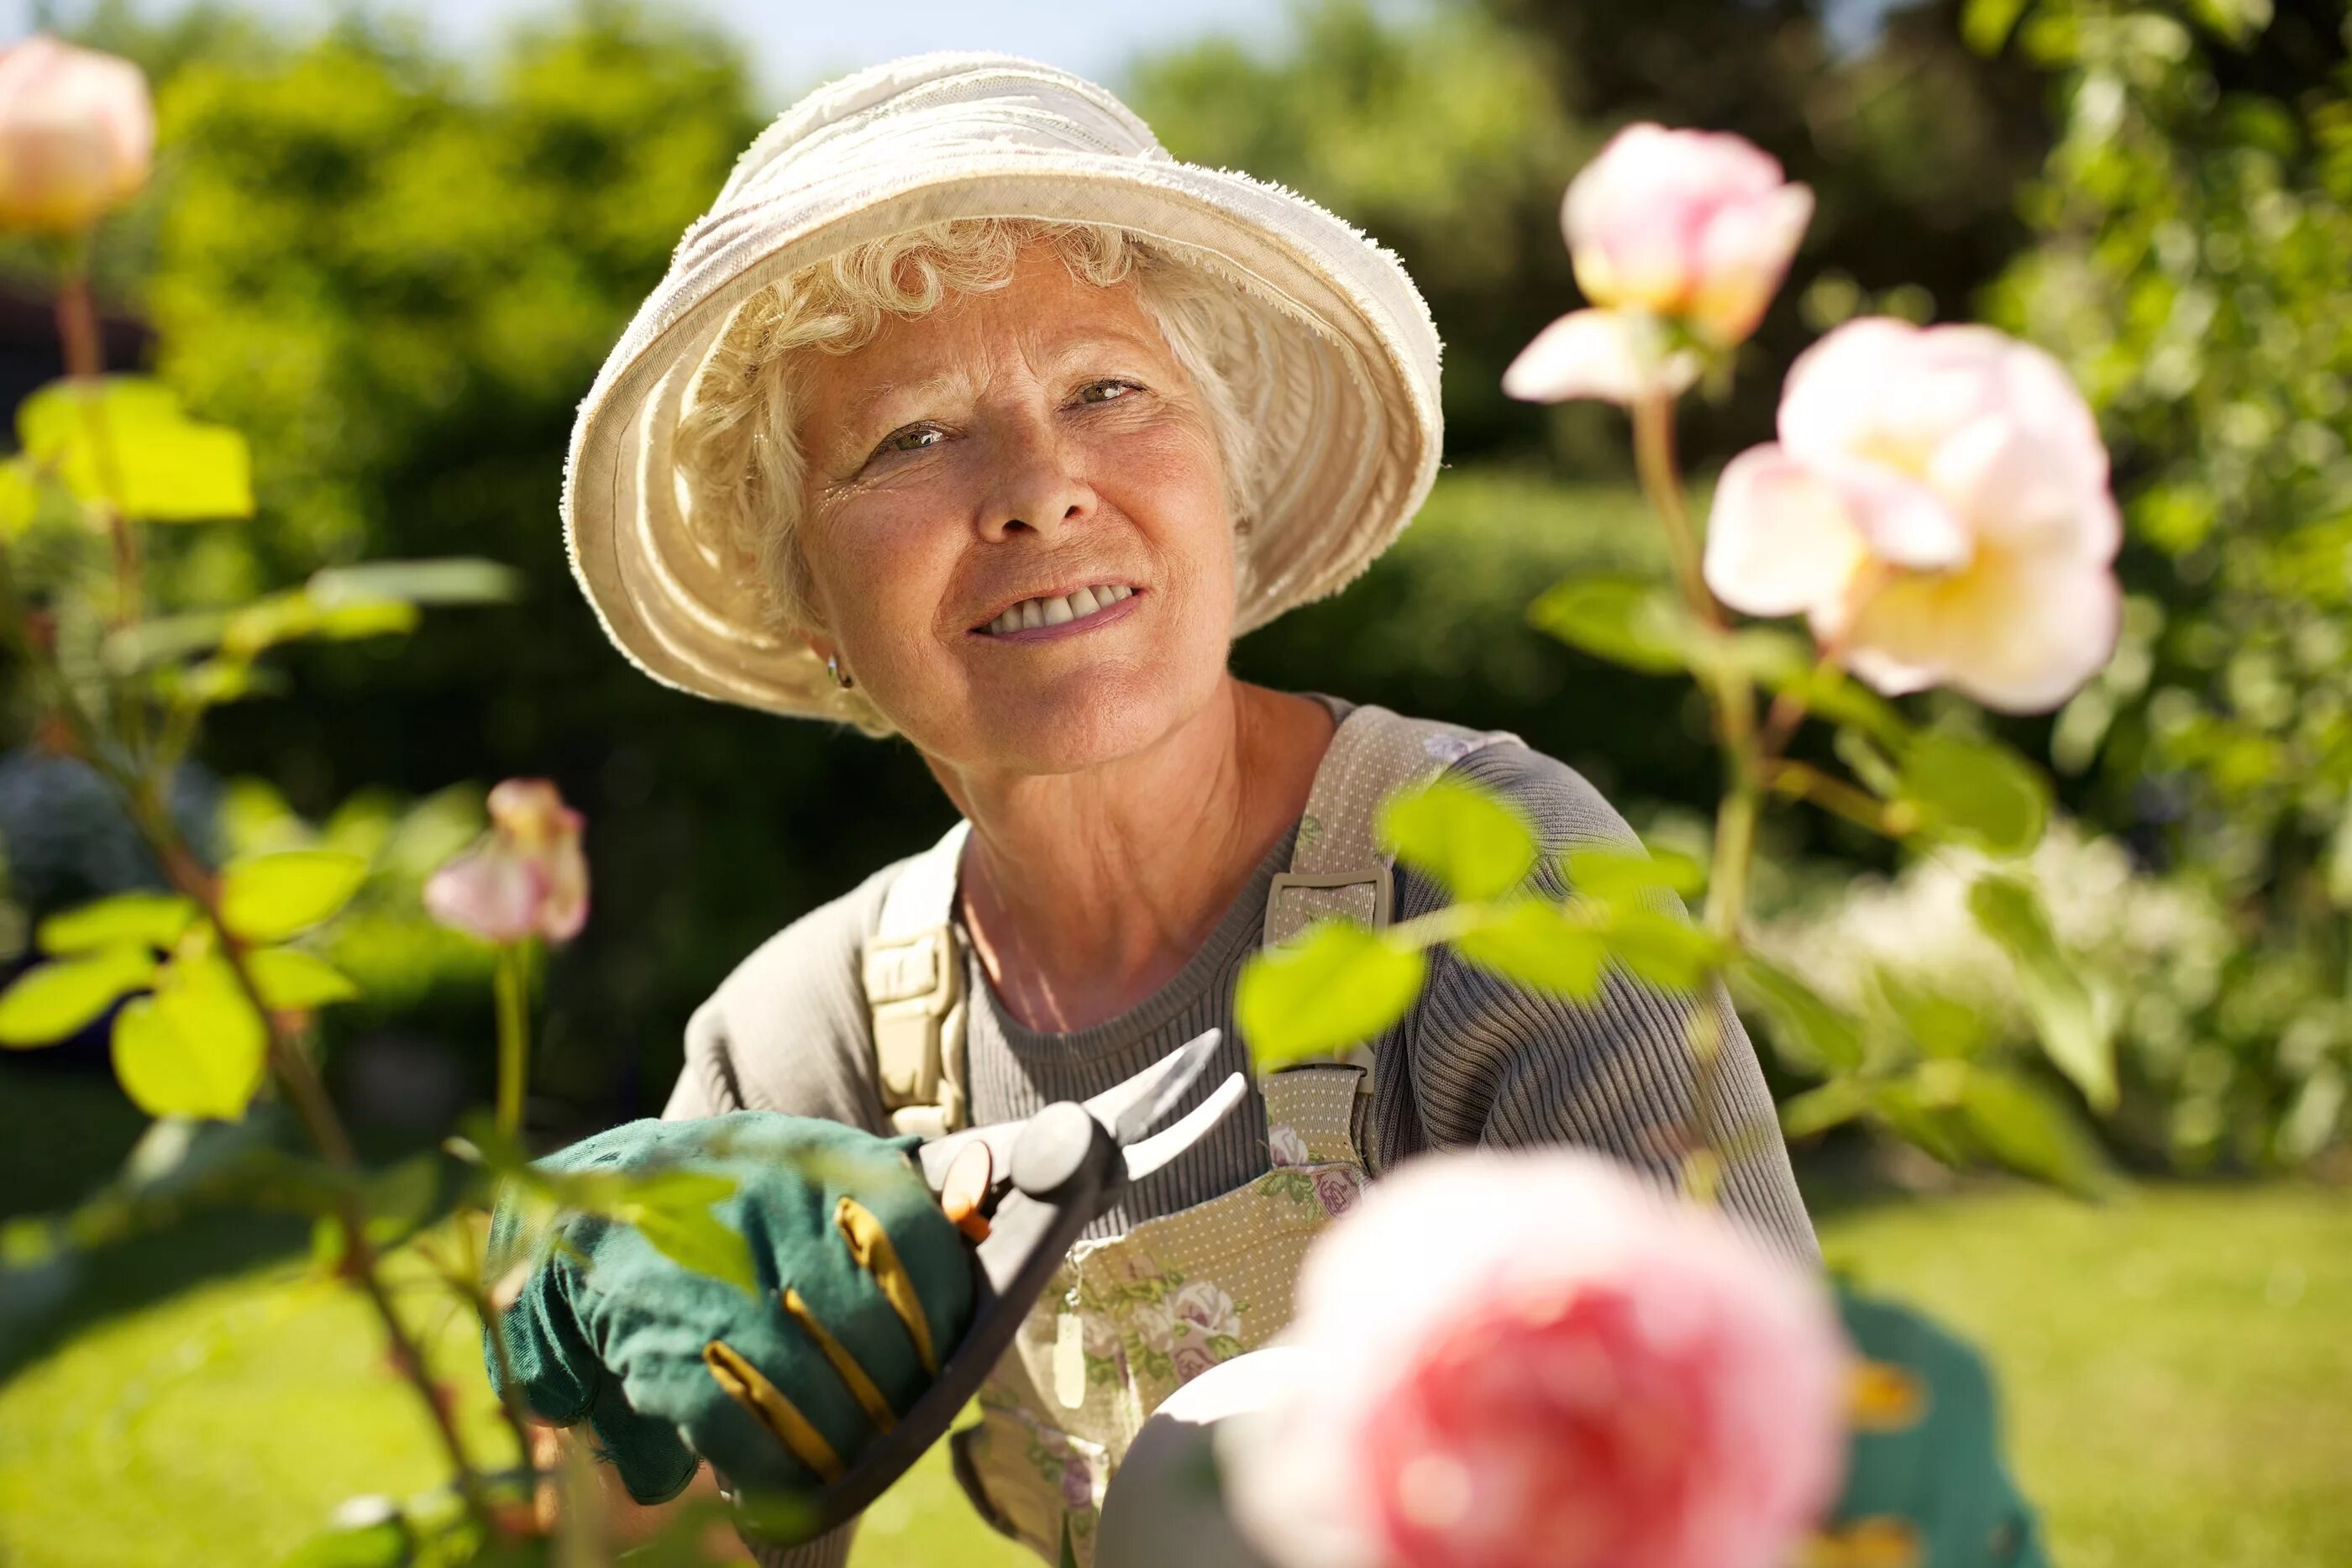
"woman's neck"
931,679,1334,1034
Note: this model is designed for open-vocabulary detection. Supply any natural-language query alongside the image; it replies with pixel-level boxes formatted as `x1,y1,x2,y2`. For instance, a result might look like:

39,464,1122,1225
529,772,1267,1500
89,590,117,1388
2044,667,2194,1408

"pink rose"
1311,1167,1361,1219
0,37,154,234
423,779,589,945
1704,317,2122,712
1222,1152,1845,1568
1171,1342,1224,1387
1505,124,1812,406
1269,1125,1311,1167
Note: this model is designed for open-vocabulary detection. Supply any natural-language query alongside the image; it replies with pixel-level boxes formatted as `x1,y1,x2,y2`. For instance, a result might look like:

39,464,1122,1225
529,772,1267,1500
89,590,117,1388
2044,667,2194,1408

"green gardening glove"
484,1111,975,1508
1815,1290,2049,1568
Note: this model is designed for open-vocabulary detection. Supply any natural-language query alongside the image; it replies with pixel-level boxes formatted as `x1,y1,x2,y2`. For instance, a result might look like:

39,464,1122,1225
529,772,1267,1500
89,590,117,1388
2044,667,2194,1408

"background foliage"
2,0,2343,1159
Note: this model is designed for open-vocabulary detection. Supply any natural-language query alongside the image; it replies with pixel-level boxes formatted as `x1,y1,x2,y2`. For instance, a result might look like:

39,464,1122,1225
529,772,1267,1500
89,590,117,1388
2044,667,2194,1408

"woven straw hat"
564,52,1443,717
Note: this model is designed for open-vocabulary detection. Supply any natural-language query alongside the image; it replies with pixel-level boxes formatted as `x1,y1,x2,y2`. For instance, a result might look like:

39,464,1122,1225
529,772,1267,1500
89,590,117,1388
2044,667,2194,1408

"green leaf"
1956,1066,2113,1194
1563,842,1705,901
1961,0,2030,55
1454,899,1608,999
245,947,361,1009
1730,955,1865,1071
1377,776,1538,901
0,457,39,538
1779,1077,1871,1139
307,558,520,606
1897,732,2051,857
0,946,156,1046
18,376,253,522
1871,967,1994,1060
630,1200,759,1296
1236,920,1426,1069
1834,727,1903,799
1527,576,1694,674
36,892,197,955
1966,875,2116,1110
1864,1079,1971,1166
1599,908,1720,992
219,850,369,942
110,961,269,1120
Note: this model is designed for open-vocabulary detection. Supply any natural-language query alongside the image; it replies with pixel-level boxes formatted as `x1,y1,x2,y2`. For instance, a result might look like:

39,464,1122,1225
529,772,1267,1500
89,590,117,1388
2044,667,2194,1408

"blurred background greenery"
0,0,2346,1563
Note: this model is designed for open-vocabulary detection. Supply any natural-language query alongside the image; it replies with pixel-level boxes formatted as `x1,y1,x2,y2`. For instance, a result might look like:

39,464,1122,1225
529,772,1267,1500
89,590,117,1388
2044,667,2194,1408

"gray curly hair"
671,218,1263,733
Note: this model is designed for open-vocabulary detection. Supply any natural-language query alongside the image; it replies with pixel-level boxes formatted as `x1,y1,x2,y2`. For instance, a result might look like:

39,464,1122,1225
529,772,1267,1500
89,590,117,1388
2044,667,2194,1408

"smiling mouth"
973,584,1139,637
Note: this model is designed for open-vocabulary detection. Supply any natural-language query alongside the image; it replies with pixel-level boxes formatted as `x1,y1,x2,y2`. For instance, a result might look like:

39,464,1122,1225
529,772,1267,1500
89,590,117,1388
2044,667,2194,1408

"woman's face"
793,244,1238,776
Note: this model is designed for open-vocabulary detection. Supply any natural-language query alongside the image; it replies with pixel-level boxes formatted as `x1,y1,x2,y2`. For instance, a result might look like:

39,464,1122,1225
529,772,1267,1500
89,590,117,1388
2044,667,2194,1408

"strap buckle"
1263,868,1393,950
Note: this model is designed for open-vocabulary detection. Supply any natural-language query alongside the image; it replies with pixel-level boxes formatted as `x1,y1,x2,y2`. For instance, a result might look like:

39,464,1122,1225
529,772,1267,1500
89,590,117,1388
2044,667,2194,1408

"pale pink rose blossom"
0,37,154,234
1505,124,1811,406
1268,1125,1311,1167
423,779,589,945
1222,1151,1845,1568
1704,317,2122,712
1566,124,1814,347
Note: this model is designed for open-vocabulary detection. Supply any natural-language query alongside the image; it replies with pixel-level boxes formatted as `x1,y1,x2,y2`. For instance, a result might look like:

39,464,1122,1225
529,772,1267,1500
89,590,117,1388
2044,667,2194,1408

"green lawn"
1,1183,2345,1567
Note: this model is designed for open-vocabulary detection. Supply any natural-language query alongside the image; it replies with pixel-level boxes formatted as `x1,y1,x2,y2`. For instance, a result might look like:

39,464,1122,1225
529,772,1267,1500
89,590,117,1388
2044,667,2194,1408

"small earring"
827,653,854,690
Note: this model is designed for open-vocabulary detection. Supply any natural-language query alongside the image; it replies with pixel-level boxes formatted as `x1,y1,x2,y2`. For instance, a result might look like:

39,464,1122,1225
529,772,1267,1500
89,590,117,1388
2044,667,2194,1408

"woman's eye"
1075,379,1142,405
876,424,944,458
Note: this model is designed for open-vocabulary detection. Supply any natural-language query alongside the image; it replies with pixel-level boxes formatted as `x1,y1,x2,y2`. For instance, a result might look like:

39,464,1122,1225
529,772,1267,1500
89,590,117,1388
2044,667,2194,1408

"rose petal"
1503,309,1700,406
423,848,543,946
1702,444,1871,619
1687,182,1814,345
1843,548,2124,712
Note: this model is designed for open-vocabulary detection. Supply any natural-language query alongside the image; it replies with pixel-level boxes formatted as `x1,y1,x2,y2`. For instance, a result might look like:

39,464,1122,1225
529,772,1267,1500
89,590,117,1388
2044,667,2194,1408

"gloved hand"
1821,1291,2049,1568
484,1111,975,1508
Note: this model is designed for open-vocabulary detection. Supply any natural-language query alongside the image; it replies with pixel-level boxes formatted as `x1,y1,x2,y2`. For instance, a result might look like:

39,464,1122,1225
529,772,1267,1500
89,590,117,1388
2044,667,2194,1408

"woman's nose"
974,417,1096,543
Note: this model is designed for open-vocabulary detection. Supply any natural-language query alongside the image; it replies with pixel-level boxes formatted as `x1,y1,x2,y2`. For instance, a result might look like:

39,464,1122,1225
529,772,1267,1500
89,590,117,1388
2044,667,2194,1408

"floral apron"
948,1064,1371,1567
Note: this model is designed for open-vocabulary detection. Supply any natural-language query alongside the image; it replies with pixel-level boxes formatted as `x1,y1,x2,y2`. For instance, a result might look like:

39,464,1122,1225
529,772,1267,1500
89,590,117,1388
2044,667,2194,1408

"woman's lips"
971,585,1143,643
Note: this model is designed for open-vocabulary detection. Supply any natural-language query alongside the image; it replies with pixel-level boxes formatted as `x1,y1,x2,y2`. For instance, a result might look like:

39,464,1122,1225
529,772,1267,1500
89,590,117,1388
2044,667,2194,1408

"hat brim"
564,157,1442,718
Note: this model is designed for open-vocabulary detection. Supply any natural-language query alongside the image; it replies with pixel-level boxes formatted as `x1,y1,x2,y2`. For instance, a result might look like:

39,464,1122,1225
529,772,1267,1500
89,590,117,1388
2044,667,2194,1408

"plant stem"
1769,760,1915,836
495,943,532,1139
51,260,141,631
1630,392,1720,632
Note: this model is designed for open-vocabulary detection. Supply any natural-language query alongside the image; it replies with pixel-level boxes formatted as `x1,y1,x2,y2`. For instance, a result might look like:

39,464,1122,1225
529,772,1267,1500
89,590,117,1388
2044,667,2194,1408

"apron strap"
864,820,972,1137
862,706,1520,1139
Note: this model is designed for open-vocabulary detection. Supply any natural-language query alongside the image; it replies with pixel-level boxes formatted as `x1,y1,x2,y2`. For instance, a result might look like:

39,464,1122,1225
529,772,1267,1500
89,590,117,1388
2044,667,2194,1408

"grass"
1,1183,2345,1567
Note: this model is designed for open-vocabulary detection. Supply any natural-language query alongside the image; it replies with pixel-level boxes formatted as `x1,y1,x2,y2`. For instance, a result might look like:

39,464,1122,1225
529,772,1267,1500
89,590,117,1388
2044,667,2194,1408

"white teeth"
982,585,1137,635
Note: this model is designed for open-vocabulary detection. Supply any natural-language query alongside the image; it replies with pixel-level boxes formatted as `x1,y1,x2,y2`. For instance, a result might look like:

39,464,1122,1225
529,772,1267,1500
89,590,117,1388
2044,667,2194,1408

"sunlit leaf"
1967,875,2116,1110
0,946,156,1046
0,456,39,538
1527,576,1694,674
1237,920,1426,1069
109,960,269,1120
1871,967,1993,1060
1377,776,1537,901
1864,1079,1971,1165
1730,955,1865,1072
630,1200,759,1296
1454,899,1607,999
1563,842,1704,901
18,375,253,522
1599,908,1720,992
36,892,196,955
307,558,520,607
245,947,361,1009
1779,1077,1871,1139
1897,732,2050,857
219,850,369,942
1956,1066,2113,1194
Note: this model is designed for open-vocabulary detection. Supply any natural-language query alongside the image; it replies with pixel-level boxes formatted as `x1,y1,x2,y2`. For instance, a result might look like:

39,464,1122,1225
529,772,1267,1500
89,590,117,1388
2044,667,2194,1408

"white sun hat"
564,51,1443,718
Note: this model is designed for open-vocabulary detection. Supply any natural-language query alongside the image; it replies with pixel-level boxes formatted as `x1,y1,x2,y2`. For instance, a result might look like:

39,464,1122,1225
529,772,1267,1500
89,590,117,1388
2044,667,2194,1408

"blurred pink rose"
1704,317,2122,712
1223,1152,1845,1568
0,37,154,234
423,779,588,945
1504,124,1811,406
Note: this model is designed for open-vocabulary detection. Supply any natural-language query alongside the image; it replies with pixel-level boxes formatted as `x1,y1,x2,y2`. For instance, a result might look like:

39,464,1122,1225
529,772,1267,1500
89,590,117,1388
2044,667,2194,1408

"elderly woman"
545,53,1814,1568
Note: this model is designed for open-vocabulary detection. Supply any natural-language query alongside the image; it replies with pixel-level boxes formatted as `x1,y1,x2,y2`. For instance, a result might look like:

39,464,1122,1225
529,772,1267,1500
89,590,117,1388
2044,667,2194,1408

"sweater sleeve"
1385,744,1819,1266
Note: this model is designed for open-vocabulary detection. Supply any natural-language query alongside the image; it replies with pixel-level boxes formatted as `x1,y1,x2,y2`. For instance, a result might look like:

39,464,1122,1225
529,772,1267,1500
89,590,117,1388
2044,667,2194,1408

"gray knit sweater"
662,722,1817,1566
